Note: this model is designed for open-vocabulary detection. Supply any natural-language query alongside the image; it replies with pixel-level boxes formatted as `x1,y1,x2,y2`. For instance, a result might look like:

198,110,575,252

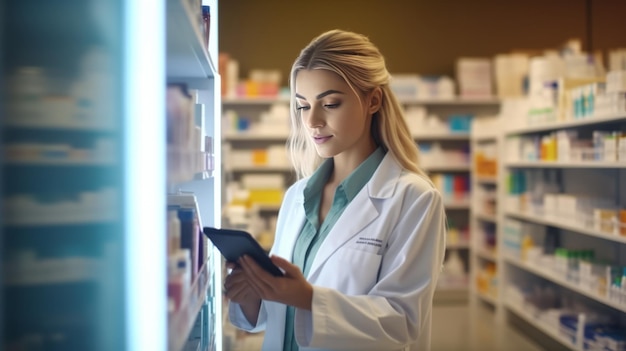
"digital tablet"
203,227,283,277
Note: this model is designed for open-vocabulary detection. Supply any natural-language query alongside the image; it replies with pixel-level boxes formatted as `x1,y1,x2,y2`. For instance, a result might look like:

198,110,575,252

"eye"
324,103,340,109
296,105,310,111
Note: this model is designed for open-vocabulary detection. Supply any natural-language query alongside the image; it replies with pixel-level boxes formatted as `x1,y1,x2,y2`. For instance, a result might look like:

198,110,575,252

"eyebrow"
295,89,345,101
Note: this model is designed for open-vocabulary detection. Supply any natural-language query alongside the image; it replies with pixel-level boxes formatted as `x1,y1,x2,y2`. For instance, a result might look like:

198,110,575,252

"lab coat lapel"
307,190,379,279
274,185,306,261
305,153,400,279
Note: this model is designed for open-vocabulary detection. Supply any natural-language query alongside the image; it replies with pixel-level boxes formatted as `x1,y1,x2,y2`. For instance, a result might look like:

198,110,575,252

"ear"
366,87,383,115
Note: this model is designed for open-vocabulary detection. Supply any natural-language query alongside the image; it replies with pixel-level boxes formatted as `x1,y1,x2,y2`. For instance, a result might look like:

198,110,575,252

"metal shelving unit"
501,112,626,349
1,1,222,350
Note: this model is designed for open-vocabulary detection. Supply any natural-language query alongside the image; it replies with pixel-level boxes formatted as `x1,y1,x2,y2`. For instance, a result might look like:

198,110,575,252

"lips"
313,135,332,144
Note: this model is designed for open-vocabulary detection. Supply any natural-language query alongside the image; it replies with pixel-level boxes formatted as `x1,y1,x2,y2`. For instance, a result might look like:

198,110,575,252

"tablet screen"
203,227,283,277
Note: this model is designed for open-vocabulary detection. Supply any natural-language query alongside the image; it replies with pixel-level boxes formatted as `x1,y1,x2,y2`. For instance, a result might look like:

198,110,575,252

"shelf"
4,259,100,286
256,204,281,212
4,214,116,227
224,133,289,141
446,242,470,250
166,0,217,81
168,261,212,351
475,291,498,306
4,118,115,132
475,248,498,262
194,171,213,181
505,210,626,244
473,134,498,143
474,212,497,223
413,133,470,141
505,160,626,169
475,176,497,184
504,301,580,351
222,96,290,105
504,256,626,313
505,113,626,136
436,284,469,293
227,165,292,172
444,200,470,210
398,97,500,106
423,164,470,172
4,158,115,167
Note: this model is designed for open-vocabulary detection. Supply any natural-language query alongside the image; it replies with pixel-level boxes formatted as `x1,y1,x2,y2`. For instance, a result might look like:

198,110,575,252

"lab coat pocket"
323,247,382,294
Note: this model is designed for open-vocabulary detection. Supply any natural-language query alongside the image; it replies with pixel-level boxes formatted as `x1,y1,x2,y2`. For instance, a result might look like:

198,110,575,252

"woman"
224,29,447,351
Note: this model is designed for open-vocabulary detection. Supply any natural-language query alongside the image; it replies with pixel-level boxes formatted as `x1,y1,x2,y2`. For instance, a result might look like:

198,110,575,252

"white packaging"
618,135,626,162
606,70,626,93
456,58,493,98
390,74,420,100
240,174,284,189
494,53,529,98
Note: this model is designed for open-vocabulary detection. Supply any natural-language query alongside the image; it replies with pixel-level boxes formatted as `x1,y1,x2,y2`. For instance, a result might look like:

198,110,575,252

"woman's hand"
223,262,261,304
239,255,313,311
223,262,262,324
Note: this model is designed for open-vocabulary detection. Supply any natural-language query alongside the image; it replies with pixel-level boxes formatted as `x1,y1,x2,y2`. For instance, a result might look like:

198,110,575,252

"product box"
456,58,493,98
389,74,420,100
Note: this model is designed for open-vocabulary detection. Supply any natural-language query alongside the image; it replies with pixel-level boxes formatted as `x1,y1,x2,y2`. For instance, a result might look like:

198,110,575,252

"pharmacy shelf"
413,133,470,141
4,213,117,227
256,204,281,212
224,133,289,141
222,96,290,105
505,210,626,244
398,97,500,106
504,256,626,313
505,161,626,169
168,261,212,351
476,291,498,306
227,165,292,172
166,0,217,81
5,158,115,167
4,260,100,286
194,170,213,181
475,176,497,184
473,212,497,223
475,248,497,262
473,134,498,143
436,284,469,293
423,164,470,172
505,113,626,136
4,118,115,132
504,301,580,351
444,200,470,210
446,242,470,250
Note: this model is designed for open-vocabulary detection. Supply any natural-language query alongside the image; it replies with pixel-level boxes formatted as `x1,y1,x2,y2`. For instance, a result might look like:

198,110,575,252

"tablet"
203,227,283,277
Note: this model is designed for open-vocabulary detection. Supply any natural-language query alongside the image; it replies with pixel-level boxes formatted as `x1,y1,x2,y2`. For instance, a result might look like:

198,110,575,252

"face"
295,69,378,161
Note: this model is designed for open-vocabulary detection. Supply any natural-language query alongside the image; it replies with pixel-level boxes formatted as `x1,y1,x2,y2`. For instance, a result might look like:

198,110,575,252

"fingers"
270,255,300,277
224,269,260,304
225,261,241,273
239,255,276,298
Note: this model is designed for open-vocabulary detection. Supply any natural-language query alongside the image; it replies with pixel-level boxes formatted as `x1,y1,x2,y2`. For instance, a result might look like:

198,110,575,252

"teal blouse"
283,147,385,351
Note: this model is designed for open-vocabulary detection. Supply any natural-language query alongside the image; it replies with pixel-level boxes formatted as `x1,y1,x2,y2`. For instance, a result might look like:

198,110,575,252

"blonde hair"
287,29,429,181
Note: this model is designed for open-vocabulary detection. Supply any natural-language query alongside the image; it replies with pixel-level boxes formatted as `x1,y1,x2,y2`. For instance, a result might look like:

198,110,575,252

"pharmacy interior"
1,0,626,351
218,1,626,351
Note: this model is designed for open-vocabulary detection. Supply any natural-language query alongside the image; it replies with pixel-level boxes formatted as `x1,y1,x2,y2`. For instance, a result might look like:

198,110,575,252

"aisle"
432,302,543,351
231,302,544,351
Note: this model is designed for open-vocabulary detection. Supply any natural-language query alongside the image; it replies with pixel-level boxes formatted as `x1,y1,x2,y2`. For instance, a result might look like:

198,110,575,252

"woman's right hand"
224,261,262,324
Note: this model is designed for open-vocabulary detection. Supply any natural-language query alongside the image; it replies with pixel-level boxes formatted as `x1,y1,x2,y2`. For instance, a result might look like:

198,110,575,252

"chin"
314,146,338,159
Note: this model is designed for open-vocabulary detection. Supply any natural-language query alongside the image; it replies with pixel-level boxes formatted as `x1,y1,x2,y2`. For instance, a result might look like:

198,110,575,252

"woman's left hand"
238,255,313,311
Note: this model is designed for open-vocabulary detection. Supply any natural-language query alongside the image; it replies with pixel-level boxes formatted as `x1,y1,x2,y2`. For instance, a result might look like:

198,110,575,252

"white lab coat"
229,153,446,351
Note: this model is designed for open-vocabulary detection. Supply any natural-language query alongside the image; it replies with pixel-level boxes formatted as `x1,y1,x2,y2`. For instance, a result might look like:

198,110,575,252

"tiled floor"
230,301,545,351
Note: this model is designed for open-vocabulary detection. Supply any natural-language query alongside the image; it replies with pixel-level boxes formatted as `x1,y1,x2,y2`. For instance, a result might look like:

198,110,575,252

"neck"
330,140,377,184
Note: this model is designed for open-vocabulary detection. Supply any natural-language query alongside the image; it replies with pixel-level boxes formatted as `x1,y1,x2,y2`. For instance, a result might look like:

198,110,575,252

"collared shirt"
283,147,386,351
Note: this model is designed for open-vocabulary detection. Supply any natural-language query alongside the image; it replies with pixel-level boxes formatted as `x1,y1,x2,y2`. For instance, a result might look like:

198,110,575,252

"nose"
304,106,325,129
